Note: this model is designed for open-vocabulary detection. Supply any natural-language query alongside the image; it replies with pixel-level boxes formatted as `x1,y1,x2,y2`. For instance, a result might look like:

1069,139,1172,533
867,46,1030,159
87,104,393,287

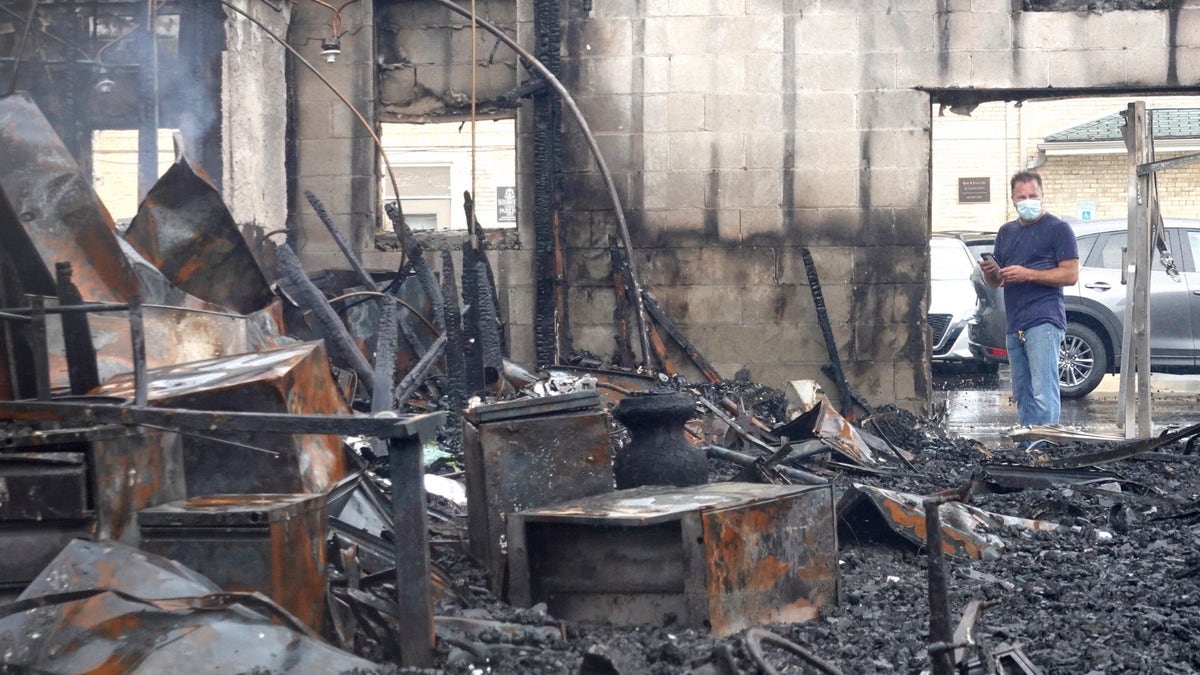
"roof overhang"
1039,138,1200,156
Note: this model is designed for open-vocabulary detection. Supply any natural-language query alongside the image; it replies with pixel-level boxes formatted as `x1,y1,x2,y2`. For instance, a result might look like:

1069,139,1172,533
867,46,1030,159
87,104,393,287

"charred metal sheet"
980,463,1121,491
464,398,614,594
90,425,186,544
1044,421,1200,469
124,157,274,314
41,299,287,393
773,401,879,467
507,482,837,637
138,493,328,630
837,484,1064,560
465,389,601,424
0,92,140,303
92,341,350,496
0,539,379,673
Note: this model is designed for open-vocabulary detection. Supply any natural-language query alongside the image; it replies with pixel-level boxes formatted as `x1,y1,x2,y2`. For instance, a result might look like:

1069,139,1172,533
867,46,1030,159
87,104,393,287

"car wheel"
1059,322,1107,399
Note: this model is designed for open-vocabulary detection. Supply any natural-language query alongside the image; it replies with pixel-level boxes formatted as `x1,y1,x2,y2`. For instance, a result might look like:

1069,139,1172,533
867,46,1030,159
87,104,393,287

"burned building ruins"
1,1,1200,673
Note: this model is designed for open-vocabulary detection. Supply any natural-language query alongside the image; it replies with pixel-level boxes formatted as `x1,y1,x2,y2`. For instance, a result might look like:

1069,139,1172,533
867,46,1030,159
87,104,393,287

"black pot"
611,391,707,489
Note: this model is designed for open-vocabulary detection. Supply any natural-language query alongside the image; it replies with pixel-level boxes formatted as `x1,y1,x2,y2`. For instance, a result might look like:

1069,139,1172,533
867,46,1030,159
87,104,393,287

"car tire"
1059,322,1107,399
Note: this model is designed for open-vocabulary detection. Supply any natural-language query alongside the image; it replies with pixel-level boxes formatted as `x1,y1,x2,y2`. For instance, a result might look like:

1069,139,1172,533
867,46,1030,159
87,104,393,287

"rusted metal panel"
774,401,879,467
464,394,614,594
124,157,274,314
90,425,186,544
92,341,350,496
699,485,837,636
41,299,287,392
0,538,378,673
507,483,837,636
0,92,140,303
838,483,1063,560
138,493,328,631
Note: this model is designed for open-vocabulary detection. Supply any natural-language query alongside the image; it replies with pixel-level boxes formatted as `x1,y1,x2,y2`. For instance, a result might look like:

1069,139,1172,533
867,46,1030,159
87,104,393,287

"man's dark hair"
1010,170,1043,194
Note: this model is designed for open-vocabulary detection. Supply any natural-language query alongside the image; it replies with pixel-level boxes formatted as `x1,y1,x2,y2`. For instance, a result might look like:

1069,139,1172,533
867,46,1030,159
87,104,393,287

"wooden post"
1119,102,1153,438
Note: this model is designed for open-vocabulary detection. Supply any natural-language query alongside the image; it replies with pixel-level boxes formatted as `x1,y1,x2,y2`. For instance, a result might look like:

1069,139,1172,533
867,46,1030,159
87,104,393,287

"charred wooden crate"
507,482,838,636
0,424,184,591
137,493,327,630
463,390,614,594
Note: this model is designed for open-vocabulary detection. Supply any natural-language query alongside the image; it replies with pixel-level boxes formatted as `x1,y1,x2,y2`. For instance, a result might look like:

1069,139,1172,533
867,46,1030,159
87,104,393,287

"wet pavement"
932,364,1200,447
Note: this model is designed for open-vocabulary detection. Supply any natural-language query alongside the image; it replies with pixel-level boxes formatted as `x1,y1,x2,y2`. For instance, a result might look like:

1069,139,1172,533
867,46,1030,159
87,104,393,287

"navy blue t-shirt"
992,213,1078,333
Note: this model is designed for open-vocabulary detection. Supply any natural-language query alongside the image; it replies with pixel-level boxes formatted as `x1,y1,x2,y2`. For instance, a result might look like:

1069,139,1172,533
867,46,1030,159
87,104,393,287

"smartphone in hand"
980,252,996,266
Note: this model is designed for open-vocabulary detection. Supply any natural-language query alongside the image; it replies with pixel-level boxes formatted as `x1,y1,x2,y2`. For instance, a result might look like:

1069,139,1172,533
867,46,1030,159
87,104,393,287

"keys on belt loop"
1017,330,1026,344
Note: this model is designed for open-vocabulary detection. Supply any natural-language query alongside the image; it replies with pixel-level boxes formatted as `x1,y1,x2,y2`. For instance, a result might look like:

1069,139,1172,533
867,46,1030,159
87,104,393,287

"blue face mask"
1016,199,1042,222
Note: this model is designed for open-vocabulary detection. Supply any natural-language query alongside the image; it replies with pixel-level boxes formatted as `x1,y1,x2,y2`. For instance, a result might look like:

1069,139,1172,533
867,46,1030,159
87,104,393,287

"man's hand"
980,257,1003,287
996,259,1079,287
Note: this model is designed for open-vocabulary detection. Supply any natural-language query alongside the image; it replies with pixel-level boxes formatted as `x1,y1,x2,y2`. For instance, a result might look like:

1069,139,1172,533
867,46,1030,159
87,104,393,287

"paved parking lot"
933,364,1200,447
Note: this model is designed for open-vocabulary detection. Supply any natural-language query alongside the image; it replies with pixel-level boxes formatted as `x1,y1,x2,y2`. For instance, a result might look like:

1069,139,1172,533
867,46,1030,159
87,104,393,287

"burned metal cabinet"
507,483,838,637
0,453,91,591
0,424,185,590
463,391,614,594
93,341,350,496
138,493,328,630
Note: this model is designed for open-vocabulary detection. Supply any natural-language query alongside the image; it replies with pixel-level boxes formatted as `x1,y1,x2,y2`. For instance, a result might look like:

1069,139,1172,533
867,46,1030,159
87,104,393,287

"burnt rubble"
1,93,1200,675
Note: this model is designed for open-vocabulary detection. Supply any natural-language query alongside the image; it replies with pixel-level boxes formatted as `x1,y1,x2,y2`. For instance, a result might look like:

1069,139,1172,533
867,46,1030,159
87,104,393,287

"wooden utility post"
1118,101,1153,437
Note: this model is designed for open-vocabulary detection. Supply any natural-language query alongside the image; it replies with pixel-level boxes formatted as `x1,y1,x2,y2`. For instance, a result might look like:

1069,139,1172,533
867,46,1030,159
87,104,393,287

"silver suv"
968,217,1200,398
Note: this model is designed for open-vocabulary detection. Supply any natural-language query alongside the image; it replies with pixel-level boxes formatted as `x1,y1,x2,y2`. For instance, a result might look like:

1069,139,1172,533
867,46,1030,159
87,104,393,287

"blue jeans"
1006,323,1064,426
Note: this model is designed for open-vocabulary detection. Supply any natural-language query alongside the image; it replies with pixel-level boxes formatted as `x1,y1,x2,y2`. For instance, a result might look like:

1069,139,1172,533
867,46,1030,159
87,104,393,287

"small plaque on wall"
957,177,990,204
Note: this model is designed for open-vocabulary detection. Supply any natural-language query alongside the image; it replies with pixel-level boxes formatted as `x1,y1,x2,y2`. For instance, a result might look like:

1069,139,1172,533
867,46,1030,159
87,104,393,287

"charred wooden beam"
276,243,375,393
642,291,722,384
800,247,854,420
460,243,485,394
608,237,636,367
441,251,466,436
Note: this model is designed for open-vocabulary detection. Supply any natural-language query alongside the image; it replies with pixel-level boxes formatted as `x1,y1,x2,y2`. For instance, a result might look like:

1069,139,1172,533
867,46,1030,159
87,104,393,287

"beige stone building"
933,95,1200,234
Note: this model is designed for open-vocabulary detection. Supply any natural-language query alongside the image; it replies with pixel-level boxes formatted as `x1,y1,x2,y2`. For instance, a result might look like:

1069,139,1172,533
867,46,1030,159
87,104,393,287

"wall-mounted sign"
1076,199,1097,221
957,177,990,204
497,186,517,223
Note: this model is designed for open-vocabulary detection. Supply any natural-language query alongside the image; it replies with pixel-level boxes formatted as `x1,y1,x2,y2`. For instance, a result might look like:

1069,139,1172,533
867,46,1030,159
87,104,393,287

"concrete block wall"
288,0,377,271
494,1,1200,411
220,0,290,247
377,1,519,120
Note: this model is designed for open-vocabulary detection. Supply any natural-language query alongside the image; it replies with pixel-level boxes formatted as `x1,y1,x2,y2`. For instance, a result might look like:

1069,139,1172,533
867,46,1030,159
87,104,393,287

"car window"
1186,231,1200,272
1086,232,1165,271
930,239,974,280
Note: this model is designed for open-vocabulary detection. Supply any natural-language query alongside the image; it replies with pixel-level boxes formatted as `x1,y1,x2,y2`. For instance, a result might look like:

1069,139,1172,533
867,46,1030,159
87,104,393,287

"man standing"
981,171,1080,427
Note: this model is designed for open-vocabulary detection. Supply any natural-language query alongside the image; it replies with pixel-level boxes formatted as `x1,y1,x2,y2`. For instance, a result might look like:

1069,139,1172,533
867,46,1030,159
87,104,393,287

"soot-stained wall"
501,1,1200,411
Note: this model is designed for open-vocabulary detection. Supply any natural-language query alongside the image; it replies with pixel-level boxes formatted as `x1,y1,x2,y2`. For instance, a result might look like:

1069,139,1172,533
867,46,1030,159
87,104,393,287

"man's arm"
997,258,1079,287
